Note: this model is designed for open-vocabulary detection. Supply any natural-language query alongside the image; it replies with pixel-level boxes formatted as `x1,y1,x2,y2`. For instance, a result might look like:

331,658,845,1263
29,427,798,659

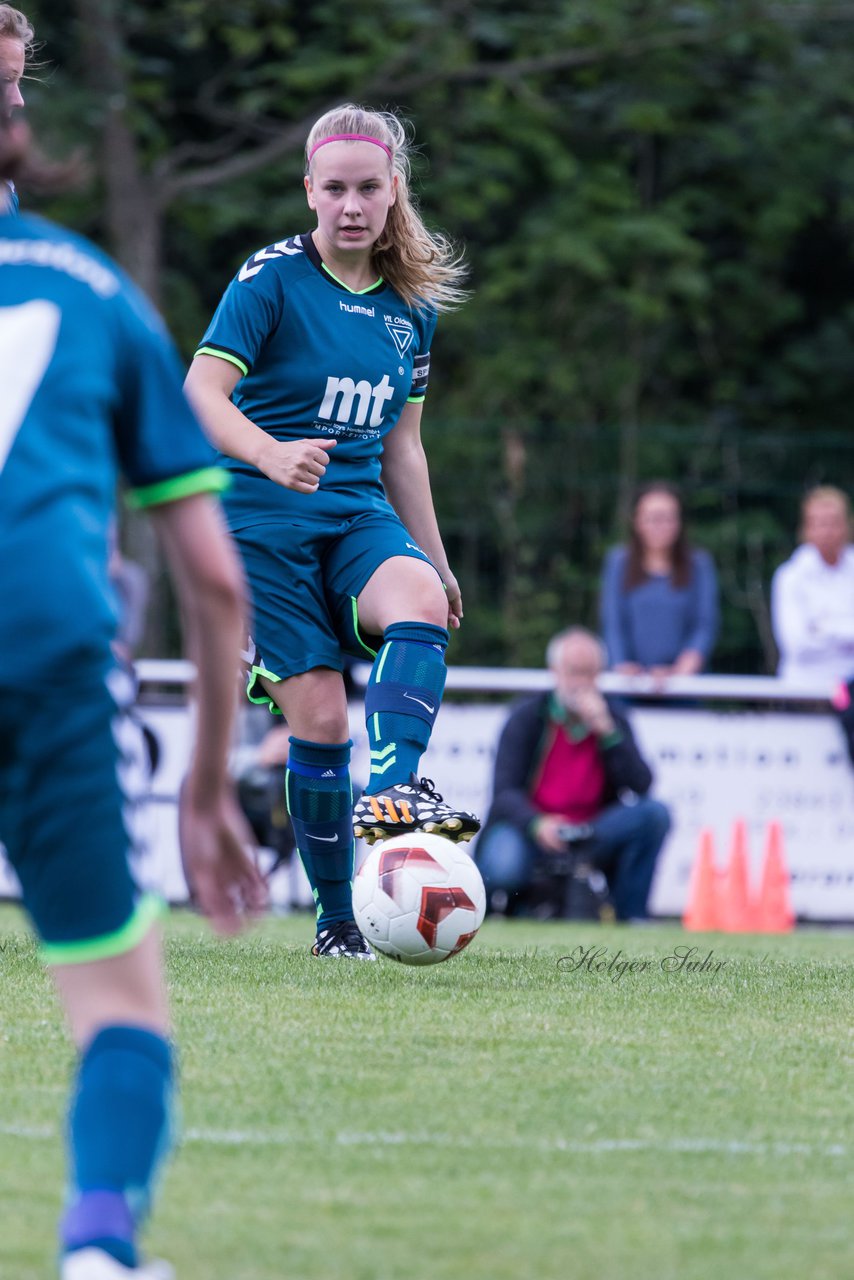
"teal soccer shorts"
0,668,161,963
237,507,442,705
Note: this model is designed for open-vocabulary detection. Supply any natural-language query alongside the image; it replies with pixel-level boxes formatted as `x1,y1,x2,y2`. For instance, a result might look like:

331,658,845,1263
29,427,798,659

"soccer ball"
353,832,486,965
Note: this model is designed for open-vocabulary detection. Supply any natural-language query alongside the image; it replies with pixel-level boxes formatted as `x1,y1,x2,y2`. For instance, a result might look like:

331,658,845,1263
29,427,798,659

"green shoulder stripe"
126,466,229,510
40,894,167,966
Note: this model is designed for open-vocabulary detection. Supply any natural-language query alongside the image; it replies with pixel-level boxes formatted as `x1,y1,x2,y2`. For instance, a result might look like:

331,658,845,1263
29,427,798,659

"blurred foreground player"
0,112,266,1277
0,4,32,212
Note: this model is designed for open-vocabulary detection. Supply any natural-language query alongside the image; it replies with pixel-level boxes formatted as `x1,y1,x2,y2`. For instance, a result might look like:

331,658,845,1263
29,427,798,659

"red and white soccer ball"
353,832,486,965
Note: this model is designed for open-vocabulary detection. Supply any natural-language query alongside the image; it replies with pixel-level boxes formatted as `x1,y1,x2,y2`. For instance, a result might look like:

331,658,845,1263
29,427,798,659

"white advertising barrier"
2,669,853,920
620,707,854,918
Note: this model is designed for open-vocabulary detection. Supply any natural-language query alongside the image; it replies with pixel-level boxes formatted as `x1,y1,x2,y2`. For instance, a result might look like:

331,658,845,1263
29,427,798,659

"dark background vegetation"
20,1,854,670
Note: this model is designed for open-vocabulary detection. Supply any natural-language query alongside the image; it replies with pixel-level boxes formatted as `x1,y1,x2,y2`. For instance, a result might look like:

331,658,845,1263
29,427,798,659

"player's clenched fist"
257,436,336,492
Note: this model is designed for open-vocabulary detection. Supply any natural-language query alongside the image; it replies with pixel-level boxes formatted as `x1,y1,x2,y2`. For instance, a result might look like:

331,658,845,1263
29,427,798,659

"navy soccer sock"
61,1024,175,1268
285,738,355,930
364,622,448,794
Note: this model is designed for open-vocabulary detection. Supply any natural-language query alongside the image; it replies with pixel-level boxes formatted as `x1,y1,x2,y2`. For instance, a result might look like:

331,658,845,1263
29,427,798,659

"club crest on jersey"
385,320,414,356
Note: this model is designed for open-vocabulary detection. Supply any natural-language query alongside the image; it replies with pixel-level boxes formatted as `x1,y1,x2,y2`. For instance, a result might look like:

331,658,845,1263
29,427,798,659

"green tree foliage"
21,0,854,669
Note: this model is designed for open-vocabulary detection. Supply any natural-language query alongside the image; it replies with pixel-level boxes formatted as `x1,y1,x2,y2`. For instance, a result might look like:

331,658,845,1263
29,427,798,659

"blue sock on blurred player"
286,738,355,928
364,622,448,794
61,1025,174,1269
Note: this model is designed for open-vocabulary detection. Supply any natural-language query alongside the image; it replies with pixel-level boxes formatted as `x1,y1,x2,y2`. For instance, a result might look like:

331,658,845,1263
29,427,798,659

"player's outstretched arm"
150,493,267,934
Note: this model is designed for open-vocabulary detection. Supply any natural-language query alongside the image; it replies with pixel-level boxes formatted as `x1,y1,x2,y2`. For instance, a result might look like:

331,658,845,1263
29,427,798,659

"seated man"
476,627,670,921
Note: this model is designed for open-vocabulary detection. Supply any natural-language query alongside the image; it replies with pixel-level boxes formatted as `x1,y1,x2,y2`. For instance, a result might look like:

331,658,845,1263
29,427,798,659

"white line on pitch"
0,1123,846,1159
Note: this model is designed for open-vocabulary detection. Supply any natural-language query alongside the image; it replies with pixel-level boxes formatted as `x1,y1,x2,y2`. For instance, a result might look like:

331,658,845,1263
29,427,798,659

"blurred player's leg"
0,681,176,1274
53,930,174,1275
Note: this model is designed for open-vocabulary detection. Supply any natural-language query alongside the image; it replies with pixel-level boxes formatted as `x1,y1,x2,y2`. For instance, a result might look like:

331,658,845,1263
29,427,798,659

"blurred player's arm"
150,492,267,932
185,354,334,493
381,400,462,628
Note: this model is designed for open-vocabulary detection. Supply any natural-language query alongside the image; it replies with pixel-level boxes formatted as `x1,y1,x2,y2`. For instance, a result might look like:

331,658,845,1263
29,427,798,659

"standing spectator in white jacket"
772,487,854,689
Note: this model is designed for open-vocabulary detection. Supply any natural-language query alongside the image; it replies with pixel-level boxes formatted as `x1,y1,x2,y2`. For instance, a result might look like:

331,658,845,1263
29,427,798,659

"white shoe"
61,1248,174,1279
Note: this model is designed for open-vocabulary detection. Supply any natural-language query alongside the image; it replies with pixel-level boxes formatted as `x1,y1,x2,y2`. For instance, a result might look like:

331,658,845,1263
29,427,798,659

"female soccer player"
186,104,480,959
0,109,266,1277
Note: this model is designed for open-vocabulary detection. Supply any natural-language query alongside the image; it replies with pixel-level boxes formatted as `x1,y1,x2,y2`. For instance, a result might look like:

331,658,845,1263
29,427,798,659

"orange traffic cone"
682,828,721,931
755,821,795,933
720,818,754,932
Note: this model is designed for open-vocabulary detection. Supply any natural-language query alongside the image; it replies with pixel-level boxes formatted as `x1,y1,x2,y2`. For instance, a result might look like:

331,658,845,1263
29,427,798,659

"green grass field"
0,904,851,1280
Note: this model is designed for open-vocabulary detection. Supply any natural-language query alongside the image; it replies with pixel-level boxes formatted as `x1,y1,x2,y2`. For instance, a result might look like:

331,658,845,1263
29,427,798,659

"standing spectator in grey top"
600,482,719,676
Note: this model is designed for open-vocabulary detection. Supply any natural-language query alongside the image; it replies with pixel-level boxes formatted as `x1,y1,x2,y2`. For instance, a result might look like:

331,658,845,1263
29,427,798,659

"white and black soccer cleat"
352,775,480,845
61,1248,174,1279
311,920,376,960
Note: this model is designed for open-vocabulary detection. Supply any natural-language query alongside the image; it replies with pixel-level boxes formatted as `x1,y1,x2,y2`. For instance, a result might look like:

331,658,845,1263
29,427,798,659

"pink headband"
308,133,393,162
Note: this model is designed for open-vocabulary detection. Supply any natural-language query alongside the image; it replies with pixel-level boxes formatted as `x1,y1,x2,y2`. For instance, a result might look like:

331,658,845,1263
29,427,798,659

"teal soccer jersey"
0,212,227,686
0,210,228,951
196,231,437,530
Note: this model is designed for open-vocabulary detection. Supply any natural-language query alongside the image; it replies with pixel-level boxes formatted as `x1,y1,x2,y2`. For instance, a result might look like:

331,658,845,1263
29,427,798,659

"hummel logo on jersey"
403,692,436,714
319,374,394,428
385,320,414,356
238,239,302,281
340,300,375,317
